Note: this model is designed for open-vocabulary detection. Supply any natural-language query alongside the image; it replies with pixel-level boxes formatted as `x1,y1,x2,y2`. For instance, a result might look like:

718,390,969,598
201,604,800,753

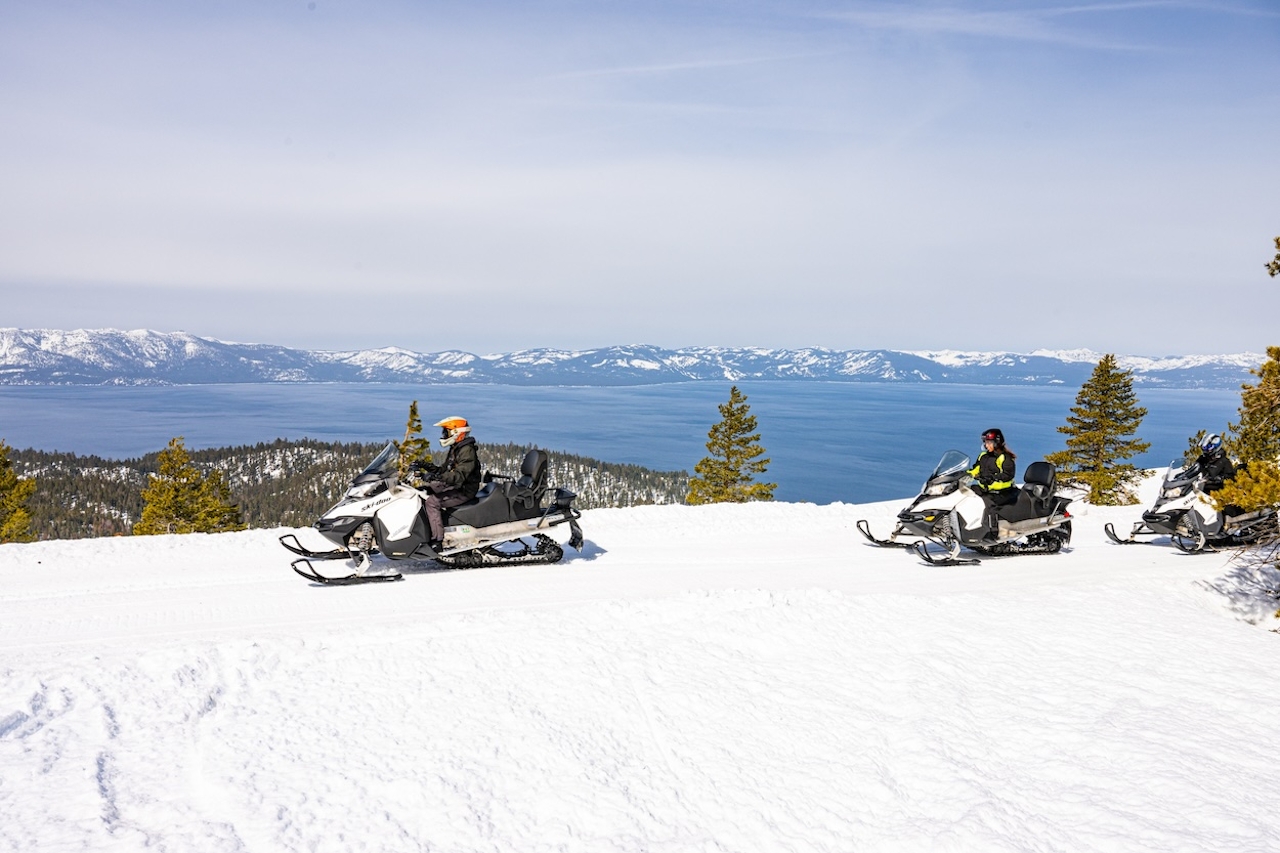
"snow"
3,478,1279,852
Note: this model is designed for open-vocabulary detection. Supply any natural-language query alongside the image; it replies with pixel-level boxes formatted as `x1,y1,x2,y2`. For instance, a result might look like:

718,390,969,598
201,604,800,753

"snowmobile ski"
291,558,404,585
1171,528,1210,554
1104,523,1139,545
279,533,357,561
856,519,914,548
912,540,981,566
1103,522,1163,545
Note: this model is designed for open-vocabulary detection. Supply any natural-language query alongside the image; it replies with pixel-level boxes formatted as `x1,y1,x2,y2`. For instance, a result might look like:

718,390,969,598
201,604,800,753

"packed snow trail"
2,493,1278,852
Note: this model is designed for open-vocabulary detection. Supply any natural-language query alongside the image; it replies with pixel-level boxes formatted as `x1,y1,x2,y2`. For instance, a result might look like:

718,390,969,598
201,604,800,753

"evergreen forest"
10,439,689,541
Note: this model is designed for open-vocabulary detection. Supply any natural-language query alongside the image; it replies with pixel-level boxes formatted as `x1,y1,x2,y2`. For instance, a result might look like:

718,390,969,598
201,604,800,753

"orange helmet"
434,416,470,448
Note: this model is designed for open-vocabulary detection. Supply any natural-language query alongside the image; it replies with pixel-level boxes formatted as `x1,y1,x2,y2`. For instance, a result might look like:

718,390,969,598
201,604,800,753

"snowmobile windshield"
930,450,971,481
1166,461,1199,487
353,443,400,485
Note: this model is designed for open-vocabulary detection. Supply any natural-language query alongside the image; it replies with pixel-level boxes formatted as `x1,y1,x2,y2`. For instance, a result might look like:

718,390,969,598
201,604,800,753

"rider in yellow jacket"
969,428,1017,541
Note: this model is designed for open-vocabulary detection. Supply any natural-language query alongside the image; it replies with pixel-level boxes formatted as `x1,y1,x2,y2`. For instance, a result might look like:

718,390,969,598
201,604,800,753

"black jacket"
969,450,1016,492
438,436,482,498
1195,451,1235,493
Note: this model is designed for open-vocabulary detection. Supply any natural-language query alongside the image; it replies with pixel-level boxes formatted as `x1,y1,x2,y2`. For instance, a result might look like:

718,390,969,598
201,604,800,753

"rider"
969,428,1017,541
423,416,483,551
1194,433,1236,494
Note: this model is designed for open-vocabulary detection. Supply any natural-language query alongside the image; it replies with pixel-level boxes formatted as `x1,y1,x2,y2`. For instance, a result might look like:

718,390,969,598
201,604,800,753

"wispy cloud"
541,51,834,82
818,1,1239,51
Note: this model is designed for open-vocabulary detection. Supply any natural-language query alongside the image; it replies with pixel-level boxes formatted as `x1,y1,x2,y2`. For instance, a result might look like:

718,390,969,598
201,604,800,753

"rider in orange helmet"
422,416,482,551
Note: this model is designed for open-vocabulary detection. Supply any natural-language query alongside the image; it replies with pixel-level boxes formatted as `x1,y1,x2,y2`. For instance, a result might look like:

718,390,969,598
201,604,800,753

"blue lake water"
0,382,1242,504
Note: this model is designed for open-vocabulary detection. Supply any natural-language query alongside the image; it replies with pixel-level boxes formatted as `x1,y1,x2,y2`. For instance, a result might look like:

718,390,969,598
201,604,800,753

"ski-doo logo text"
357,495,395,513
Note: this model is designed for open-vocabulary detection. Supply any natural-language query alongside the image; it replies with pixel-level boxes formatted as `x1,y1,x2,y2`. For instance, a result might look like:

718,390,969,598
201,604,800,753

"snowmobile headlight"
1162,487,1186,499
923,482,955,497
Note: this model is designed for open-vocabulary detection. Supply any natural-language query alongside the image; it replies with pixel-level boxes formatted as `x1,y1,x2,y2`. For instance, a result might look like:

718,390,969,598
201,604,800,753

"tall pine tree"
1267,236,1279,278
1046,354,1151,505
395,400,432,479
687,386,776,505
1215,345,1280,513
134,437,245,535
0,439,36,543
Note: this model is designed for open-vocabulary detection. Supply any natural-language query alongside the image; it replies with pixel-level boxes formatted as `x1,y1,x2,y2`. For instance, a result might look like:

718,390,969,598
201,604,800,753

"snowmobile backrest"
519,449,548,491
507,449,548,509
1022,461,1055,500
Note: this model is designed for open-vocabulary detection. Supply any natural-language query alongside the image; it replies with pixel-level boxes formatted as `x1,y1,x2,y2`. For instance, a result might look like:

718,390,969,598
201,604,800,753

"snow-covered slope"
2,485,1277,852
0,327,1262,387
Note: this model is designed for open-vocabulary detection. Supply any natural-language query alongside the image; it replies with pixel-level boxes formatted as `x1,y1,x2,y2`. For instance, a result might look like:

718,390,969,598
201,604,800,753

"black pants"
425,486,471,540
979,489,1017,534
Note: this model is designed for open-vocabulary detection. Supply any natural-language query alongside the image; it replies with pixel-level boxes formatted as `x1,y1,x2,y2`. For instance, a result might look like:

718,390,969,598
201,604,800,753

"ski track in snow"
2,481,1279,852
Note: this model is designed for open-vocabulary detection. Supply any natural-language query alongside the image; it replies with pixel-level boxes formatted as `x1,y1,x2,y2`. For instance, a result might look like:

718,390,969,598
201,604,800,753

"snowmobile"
856,450,1073,566
282,443,584,585
1103,461,1276,553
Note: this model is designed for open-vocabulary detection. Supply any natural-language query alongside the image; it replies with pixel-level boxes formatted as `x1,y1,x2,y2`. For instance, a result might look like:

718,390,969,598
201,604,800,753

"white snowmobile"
282,443,584,585
857,450,1073,565
1104,461,1276,553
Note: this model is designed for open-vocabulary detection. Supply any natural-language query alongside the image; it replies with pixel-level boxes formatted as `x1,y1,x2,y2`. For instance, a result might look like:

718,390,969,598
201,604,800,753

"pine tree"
0,439,36,543
1046,354,1151,505
1225,345,1280,465
1267,236,1280,278
395,400,432,479
1215,345,1280,513
197,469,246,532
687,386,776,504
134,437,245,535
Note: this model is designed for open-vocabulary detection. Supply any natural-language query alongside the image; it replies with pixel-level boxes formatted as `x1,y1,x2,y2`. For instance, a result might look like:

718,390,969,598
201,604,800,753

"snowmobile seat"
440,450,550,529
998,461,1057,523
505,449,548,518
1021,461,1056,501
442,482,513,529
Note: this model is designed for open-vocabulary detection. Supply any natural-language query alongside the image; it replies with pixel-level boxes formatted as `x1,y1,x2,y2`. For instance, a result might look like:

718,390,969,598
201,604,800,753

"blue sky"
2,0,1277,354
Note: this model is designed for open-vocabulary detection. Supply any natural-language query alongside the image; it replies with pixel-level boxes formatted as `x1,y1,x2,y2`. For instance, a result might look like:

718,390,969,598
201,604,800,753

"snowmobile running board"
291,558,404,586
855,519,914,548
912,541,981,566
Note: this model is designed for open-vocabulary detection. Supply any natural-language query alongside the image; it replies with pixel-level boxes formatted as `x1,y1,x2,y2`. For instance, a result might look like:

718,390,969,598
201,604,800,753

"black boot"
981,511,999,542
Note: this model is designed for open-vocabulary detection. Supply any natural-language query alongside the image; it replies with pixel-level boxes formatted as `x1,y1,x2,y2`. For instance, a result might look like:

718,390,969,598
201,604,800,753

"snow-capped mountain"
0,328,1263,388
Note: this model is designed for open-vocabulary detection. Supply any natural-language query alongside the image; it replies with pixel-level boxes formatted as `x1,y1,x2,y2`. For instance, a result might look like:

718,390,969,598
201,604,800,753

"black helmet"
981,428,1004,445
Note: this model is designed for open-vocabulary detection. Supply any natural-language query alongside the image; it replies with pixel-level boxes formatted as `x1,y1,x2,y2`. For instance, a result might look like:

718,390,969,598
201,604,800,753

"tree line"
0,436,689,541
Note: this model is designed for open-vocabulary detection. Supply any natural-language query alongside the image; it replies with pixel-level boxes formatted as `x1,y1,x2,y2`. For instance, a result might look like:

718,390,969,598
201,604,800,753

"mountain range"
0,328,1263,388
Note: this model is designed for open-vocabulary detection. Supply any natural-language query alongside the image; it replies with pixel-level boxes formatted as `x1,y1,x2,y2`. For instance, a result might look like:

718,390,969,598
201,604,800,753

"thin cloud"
818,1,1234,51
541,50,835,81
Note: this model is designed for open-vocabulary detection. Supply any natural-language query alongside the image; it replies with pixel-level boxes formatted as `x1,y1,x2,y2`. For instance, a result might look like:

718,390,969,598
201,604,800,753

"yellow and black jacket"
969,451,1015,493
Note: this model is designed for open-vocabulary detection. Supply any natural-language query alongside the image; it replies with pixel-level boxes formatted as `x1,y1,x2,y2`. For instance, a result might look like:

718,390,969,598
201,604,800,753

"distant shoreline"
0,328,1263,390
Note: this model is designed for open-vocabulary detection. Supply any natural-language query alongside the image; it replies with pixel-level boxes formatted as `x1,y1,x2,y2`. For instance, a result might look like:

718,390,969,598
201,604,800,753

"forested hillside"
11,439,689,540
